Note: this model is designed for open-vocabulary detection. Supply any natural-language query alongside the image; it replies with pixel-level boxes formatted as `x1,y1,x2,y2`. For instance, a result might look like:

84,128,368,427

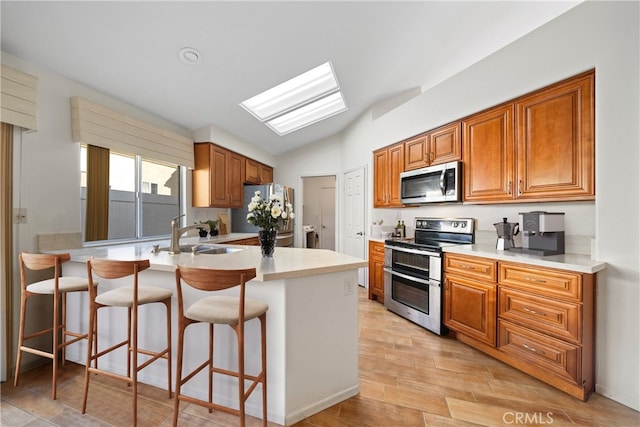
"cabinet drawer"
369,241,385,260
499,288,581,343
498,320,580,384
445,254,497,282
499,262,582,301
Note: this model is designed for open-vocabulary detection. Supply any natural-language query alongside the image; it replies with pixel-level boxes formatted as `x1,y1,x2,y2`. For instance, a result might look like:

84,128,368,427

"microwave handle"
439,169,446,195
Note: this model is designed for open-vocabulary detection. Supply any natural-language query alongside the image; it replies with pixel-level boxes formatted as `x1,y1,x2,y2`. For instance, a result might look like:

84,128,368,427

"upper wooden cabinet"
405,122,462,171
462,104,515,202
462,70,594,204
245,158,274,184
192,143,244,208
373,143,404,208
515,71,594,201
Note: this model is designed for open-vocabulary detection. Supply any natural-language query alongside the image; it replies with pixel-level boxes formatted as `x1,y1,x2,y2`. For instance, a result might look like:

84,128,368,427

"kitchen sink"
159,245,243,255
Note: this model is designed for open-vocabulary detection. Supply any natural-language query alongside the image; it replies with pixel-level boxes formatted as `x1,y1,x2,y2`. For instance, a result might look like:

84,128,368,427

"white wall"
277,134,343,249
280,2,640,410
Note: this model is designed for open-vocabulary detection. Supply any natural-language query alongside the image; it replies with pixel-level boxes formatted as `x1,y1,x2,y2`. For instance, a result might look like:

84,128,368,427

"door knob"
356,232,364,236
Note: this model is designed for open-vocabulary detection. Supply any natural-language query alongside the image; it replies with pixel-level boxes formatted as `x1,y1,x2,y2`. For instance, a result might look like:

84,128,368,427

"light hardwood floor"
2,286,638,426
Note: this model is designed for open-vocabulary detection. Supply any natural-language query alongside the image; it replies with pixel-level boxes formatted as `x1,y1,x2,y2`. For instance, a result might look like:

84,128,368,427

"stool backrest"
175,266,256,292
19,252,71,291
20,252,70,270
87,258,150,281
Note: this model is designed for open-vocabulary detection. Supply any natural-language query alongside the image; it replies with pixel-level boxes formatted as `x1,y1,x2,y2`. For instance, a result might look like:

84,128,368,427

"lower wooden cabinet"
444,254,498,346
368,240,385,303
225,236,259,246
444,253,595,401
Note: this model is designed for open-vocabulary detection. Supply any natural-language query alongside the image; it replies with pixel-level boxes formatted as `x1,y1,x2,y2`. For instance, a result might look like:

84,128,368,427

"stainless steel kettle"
494,217,519,250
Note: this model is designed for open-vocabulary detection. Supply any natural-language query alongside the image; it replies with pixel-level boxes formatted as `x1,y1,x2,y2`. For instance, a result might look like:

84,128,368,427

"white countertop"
63,234,368,281
444,244,606,274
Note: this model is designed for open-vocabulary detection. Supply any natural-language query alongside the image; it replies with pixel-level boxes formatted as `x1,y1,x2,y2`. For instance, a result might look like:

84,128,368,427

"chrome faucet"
169,214,209,254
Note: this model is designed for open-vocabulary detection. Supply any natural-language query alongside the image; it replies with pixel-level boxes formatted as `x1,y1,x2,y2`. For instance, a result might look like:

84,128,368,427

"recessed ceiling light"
178,47,201,64
240,61,347,135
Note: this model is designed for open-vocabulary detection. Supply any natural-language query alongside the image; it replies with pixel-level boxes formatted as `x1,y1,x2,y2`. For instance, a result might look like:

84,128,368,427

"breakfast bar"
58,237,367,426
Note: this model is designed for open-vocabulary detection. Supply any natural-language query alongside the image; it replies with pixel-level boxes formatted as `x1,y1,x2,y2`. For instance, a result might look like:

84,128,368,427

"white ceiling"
1,1,581,155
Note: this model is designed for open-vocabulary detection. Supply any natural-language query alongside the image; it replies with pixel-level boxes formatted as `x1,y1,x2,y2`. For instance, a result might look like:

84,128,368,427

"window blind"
1,65,38,131
71,96,194,168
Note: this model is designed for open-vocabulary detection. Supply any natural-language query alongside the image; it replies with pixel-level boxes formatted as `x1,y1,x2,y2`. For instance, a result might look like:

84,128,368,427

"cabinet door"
430,122,461,165
211,146,229,206
368,241,385,302
245,158,261,184
404,134,429,171
373,149,389,207
388,144,404,207
516,71,594,201
444,275,496,346
260,164,273,183
462,104,515,202
228,151,244,207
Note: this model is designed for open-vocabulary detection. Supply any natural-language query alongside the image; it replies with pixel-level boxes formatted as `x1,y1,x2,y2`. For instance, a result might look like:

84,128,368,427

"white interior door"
343,166,366,286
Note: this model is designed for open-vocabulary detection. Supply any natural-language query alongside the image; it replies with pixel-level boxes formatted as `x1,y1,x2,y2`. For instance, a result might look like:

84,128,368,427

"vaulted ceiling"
1,1,581,155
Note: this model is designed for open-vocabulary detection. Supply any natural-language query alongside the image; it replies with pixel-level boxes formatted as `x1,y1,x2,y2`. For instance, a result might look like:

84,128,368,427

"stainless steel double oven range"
384,218,475,335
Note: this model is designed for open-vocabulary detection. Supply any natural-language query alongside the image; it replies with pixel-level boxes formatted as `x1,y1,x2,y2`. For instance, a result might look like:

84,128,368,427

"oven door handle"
383,245,440,258
384,267,440,287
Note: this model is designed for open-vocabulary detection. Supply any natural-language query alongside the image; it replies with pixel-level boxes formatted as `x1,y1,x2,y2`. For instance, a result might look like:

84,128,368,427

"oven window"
391,274,429,314
392,251,430,279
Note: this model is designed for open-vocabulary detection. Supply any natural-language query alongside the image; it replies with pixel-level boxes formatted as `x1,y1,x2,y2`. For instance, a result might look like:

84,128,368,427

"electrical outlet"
344,278,354,296
13,208,27,224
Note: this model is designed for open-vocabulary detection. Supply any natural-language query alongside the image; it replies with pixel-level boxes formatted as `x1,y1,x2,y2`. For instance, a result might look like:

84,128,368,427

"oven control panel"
415,218,475,234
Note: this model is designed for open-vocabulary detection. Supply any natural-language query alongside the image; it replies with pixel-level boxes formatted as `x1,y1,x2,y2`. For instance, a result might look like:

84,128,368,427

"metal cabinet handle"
459,264,475,270
522,306,545,316
522,343,545,355
518,179,523,194
507,180,512,195
524,277,547,284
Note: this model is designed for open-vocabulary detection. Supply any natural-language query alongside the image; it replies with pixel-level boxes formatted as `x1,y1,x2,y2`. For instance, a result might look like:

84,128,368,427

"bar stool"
172,266,268,427
82,258,172,427
14,252,94,400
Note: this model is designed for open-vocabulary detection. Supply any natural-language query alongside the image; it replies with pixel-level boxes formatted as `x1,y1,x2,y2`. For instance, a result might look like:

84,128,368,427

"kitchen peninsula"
58,236,367,426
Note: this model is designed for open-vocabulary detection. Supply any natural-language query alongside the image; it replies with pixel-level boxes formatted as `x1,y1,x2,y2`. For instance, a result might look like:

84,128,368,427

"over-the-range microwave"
400,161,462,204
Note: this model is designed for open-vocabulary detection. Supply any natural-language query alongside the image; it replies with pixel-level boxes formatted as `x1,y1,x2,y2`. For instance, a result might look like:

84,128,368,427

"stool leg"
132,304,138,427
13,293,28,387
208,323,214,413
51,291,60,400
61,292,67,367
164,299,172,399
82,304,98,414
233,323,245,427
172,321,186,427
260,313,267,426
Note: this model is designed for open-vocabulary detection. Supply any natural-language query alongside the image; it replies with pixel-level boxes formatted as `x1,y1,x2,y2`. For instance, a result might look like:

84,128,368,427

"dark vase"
209,229,219,237
198,229,208,238
259,229,277,257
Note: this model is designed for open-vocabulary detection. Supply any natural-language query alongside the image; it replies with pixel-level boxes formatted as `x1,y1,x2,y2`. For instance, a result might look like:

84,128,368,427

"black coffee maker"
517,211,565,256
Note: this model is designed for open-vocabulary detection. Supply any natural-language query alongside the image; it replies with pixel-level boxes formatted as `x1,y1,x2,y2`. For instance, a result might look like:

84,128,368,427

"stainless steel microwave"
400,161,461,204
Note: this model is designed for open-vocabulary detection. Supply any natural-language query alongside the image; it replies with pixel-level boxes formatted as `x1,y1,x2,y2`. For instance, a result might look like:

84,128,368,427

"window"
80,145,181,242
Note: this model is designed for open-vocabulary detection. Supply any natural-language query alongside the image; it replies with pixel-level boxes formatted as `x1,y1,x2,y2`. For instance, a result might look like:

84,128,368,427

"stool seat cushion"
186,296,269,324
26,276,92,294
96,285,173,307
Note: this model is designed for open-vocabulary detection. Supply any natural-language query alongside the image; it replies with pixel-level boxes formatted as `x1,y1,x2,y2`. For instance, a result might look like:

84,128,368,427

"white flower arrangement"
246,190,295,232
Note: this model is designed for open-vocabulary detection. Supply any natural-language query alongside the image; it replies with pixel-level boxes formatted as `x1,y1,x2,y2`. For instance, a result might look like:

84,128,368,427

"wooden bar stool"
172,266,268,427
82,258,172,427
14,252,95,400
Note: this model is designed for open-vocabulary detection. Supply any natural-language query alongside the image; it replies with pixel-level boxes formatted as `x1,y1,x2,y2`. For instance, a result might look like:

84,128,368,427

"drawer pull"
459,264,475,270
522,306,545,316
522,343,545,355
524,276,547,284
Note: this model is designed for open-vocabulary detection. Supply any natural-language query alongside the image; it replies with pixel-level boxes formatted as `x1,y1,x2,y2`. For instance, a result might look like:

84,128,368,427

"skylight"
240,62,347,135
